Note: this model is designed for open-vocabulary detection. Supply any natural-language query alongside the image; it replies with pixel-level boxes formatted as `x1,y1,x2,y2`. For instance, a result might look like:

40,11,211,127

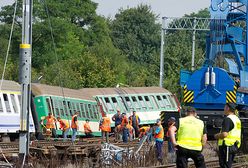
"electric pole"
19,0,32,166
159,17,210,87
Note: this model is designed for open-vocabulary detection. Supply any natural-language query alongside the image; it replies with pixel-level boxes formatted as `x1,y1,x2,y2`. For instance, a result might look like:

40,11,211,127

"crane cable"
42,0,71,127
0,1,17,166
0,0,17,91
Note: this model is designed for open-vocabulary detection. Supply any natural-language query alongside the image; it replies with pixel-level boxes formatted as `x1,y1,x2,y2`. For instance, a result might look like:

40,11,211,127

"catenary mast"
19,0,32,163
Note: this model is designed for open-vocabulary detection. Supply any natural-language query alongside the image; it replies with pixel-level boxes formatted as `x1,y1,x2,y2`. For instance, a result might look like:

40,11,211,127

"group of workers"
99,109,141,143
41,111,93,142
166,103,241,168
100,109,165,164
41,102,241,168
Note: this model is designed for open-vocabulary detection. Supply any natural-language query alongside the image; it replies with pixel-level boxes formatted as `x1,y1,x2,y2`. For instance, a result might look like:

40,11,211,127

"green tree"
43,52,117,88
110,4,161,65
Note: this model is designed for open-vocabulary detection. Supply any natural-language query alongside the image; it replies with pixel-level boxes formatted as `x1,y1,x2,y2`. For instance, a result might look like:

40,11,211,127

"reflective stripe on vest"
102,117,111,132
218,114,241,148
155,125,164,139
177,116,204,151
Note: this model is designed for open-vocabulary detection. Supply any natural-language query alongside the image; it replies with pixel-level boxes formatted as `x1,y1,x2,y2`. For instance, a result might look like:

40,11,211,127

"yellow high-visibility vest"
177,116,204,151
218,114,241,148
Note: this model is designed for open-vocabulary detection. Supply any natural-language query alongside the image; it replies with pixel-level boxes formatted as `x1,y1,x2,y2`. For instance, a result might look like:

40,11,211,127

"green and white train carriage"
32,83,101,136
80,87,180,127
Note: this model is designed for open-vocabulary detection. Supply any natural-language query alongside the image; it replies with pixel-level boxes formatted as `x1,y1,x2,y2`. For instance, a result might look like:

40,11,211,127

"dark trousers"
133,126,139,138
122,128,129,143
85,132,94,138
155,140,163,160
219,146,235,168
51,128,57,138
176,146,206,168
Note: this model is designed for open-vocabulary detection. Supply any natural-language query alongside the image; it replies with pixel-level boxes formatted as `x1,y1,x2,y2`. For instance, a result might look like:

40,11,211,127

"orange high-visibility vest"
101,117,111,132
59,119,69,131
121,116,128,127
71,115,78,129
45,116,55,129
84,123,92,133
140,126,150,133
155,125,164,139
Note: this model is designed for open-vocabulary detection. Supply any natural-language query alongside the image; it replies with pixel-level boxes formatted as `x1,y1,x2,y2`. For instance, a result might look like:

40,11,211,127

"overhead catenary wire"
0,0,17,91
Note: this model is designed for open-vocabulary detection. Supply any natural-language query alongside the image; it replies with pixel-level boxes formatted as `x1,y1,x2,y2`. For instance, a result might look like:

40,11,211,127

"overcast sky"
0,0,210,19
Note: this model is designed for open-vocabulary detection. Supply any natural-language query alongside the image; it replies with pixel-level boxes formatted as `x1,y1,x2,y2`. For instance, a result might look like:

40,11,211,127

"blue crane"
181,0,248,137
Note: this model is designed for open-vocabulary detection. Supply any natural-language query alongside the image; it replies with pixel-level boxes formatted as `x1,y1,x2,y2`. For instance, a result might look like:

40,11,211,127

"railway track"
141,155,248,168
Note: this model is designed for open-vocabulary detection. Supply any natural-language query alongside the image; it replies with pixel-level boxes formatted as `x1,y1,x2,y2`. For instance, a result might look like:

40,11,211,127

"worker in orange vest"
84,119,93,138
138,125,151,139
154,119,164,164
41,112,57,138
99,114,111,143
71,112,79,142
121,113,129,143
57,117,70,141
129,111,140,138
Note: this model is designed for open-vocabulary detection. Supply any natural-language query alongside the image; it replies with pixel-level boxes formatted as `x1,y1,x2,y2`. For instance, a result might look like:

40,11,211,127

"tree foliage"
0,1,209,97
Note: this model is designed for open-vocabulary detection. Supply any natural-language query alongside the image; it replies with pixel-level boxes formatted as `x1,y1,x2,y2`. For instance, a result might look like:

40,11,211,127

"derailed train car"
0,80,180,139
81,87,181,127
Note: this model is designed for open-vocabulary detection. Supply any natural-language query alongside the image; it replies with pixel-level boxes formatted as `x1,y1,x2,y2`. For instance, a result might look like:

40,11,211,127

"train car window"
156,95,165,108
10,94,18,113
105,97,110,103
167,95,177,108
104,97,114,112
85,104,90,118
80,103,86,118
112,97,117,103
18,95,21,106
163,95,172,108
55,108,60,117
3,94,11,113
71,102,76,114
60,109,65,116
150,95,158,109
138,96,147,110
0,94,3,112
131,96,140,110
144,96,153,110
58,100,65,116
117,97,127,112
88,104,94,118
54,99,60,117
97,97,107,113
125,96,132,109
46,98,53,114
94,105,99,119
67,101,73,116
76,103,82,117
63,101,69,116
111,97,119,111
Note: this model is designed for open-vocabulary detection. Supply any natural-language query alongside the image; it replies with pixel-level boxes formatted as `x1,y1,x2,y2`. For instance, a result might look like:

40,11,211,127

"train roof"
32,83,173,101
80,87,172,98
0,80,20,92
31,83,94,100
